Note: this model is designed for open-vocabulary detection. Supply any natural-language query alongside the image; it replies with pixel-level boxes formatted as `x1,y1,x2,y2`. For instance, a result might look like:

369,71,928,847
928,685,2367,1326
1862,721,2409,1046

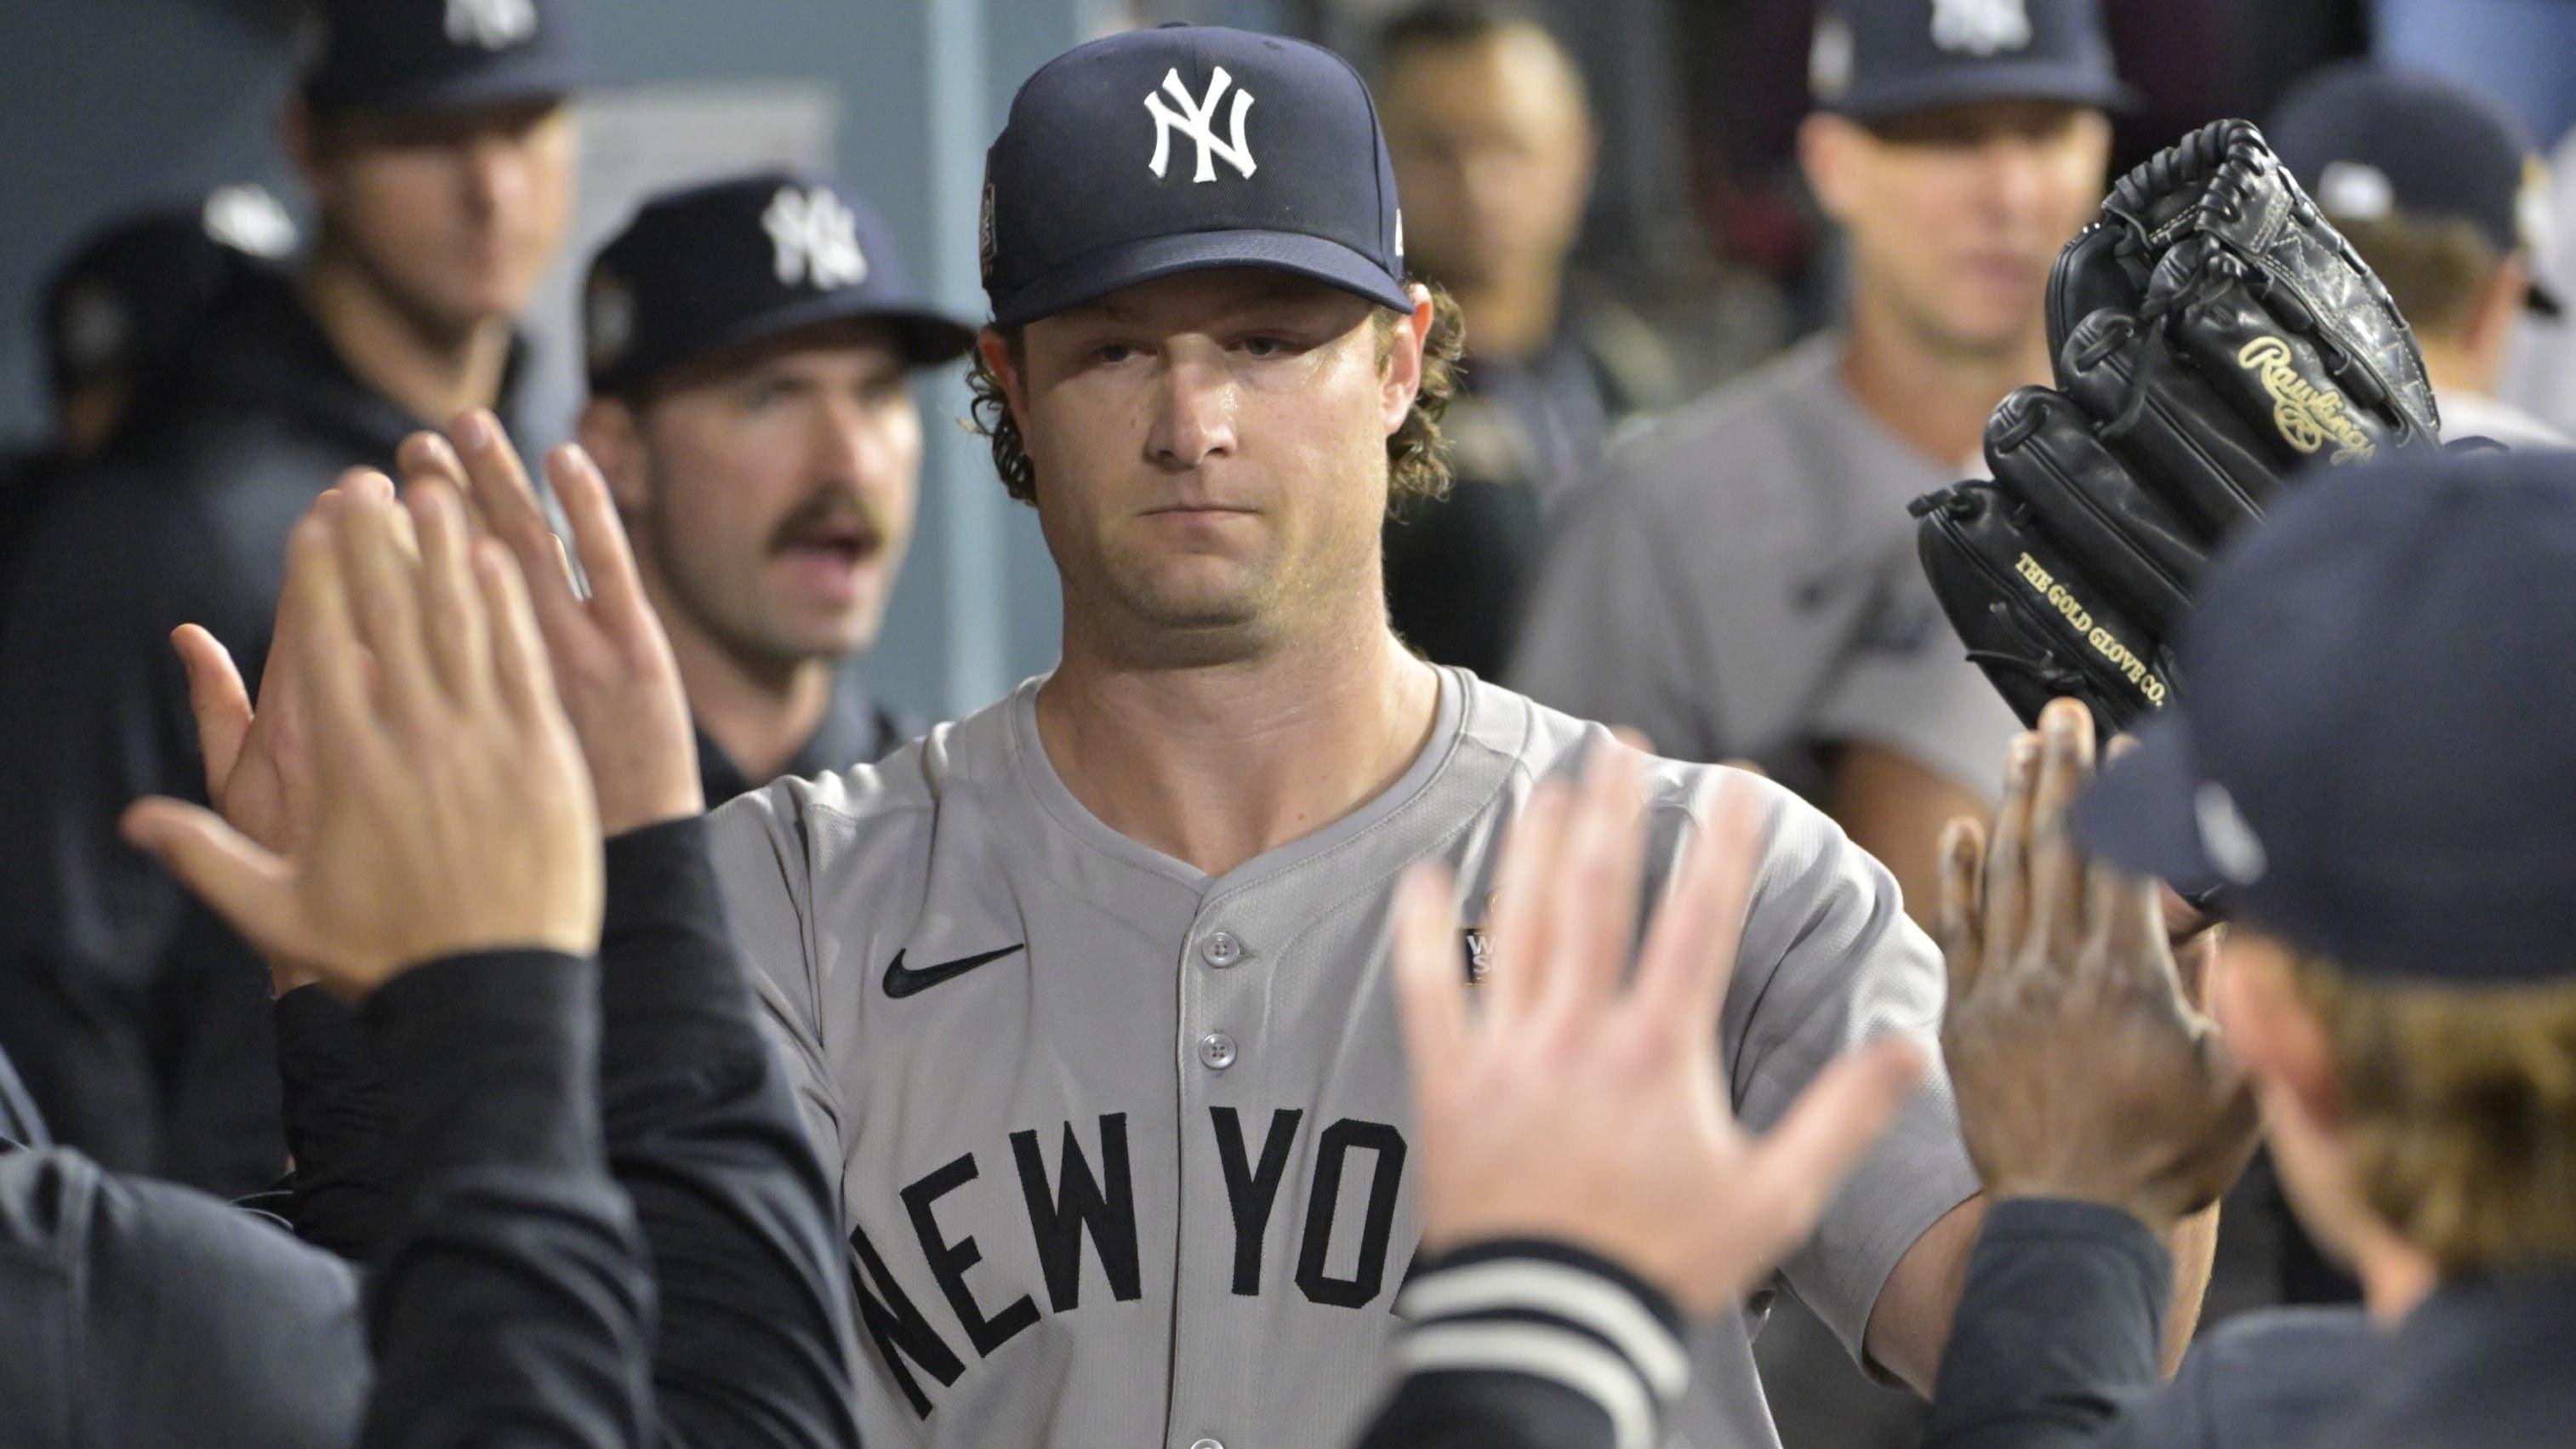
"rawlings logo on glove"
1913,119,2440,737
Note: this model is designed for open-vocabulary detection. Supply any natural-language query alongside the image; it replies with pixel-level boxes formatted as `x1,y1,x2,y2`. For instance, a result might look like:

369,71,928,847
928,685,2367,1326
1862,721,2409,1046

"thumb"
172,625,253,797
121,798,301,956
1746,1038,1927,1228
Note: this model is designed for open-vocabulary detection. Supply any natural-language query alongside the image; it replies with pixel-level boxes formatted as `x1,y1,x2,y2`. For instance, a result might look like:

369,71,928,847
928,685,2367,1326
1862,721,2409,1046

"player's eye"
740,379,796,410
1090,341,1138,366
1238,334,1293,358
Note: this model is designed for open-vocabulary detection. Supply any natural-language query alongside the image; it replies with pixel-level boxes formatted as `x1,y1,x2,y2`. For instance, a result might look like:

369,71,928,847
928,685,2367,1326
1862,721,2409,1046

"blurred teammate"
3,186,297,606
35,186,298,464
573,173,964,798
1372,3,1681,678
1923,449,2576,1449
0,0,578,1191
1513,0,2129,925
2266,63,2570,451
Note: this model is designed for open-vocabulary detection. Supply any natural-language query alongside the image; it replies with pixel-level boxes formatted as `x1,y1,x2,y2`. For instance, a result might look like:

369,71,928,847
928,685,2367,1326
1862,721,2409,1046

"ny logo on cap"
202,185,297,260
446,0,538,51
763,187,869,291
1145,66,1257,184
1930,0,2032,56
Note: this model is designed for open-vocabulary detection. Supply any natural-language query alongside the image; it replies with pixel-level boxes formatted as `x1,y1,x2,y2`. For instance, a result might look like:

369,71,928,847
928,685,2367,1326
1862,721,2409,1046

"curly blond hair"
966,280,1466,510
2294,954,2576,1275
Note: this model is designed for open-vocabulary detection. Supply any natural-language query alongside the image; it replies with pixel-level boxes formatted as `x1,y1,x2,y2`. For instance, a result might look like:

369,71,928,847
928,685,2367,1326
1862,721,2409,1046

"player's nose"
1144,349,1238,471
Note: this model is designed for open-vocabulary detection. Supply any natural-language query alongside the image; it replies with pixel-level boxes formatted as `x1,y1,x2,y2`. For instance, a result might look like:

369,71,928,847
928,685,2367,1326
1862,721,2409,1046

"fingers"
396,430,476,522
547,445,649,622
1629,773,1765,1045
476,538,557,725
407,480,493,706
1389,863,1471,1085
288,516,377,784
120,798,299,961
1985,733,2040,967
1537,738,1650,1024
1935,816,1986,1001
451,410,581,609
334,492,440,727
1483,780,1572,1026
172,625,251,796
2026,699,2098,963
1744,1036,1926,1226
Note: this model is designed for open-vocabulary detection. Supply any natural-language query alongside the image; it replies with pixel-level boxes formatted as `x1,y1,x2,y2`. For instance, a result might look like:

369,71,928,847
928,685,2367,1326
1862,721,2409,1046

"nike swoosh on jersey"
882,944,1027,999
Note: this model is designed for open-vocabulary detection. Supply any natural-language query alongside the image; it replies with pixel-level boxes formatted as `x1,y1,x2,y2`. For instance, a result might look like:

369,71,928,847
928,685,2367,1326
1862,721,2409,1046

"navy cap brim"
596,290,975,397
989,229,1413,330
1831,62,2140,122
307,56,582,116
2068,711,2226,900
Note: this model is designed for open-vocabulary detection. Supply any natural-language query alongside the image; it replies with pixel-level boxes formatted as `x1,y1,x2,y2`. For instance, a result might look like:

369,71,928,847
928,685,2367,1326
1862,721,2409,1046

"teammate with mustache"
567,173,972,800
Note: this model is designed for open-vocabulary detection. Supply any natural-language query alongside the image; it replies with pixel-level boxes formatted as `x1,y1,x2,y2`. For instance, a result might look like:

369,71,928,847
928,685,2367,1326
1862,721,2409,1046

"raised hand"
123,484,601,997
402,411,702,835
173,471,405,993
1390,743,1925,1318
1935,697,2260,1229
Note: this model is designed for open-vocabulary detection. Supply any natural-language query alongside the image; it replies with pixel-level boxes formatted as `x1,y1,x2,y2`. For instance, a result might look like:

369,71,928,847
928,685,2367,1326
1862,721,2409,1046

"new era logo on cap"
762,185,869,290
1930,0,2032,56
446,0,538,50
1145,66,1258,183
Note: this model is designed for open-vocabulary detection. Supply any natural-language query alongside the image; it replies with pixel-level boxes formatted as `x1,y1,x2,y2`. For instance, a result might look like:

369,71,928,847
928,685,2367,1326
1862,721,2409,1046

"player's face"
305,100,576,336
1380,28,1595,299
1809,100,2111,356
1003,271,1418,658
613,327,923,669
2211,928,2379,1271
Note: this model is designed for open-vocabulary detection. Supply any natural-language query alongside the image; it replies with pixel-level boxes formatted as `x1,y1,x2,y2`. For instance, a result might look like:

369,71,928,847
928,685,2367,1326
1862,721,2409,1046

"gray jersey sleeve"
1806,568,2020,801
1722,779,1980,1363
705,784,845,1216
1507,476,1721,762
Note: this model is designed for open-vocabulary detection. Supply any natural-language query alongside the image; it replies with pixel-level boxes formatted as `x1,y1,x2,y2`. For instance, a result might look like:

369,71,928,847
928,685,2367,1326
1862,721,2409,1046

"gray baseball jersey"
1509,331,2023,804
707,666,1978,1449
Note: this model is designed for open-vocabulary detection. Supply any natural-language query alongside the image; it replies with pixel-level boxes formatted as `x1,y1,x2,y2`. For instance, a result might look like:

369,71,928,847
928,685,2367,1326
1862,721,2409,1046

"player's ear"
577,397,652,516
1380,288,1434,436
977,326,1029,424
2214,932,2340,1128
1798,111,1864,228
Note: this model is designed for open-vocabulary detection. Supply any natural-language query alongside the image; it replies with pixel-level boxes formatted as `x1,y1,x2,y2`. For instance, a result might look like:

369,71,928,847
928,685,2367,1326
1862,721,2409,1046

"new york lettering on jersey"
709,669,1978,1449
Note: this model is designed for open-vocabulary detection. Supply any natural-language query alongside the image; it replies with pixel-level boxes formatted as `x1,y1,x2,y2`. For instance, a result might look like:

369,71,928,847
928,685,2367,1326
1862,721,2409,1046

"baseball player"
684,23,2072,1449
1371,3,1686,681
1920,450,2576,1449
572,173,963,800
0,0,579,1194
3,186,297,619
1509,0,2130,927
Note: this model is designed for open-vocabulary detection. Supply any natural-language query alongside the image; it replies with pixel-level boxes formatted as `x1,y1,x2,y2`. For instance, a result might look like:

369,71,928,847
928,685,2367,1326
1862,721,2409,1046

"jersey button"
1200,931,1244,967
1198,1032,1238,1070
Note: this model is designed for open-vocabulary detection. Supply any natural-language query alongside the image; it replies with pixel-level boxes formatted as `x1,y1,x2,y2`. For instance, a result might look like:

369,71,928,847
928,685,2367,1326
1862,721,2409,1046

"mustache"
766,490,887,554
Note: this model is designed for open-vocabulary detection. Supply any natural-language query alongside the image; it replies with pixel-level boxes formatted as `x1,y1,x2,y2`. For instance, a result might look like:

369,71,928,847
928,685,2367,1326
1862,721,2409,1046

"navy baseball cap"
43,186,298,400
302,0,580,115
2265,62,2561,317
980,25,1413,329
2074,449,2576,984
584,173,973,400
1809,0,2135,121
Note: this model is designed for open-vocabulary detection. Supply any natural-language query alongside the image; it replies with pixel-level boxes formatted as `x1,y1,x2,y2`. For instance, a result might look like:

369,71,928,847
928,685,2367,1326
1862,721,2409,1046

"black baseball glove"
1912,119,2442,736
